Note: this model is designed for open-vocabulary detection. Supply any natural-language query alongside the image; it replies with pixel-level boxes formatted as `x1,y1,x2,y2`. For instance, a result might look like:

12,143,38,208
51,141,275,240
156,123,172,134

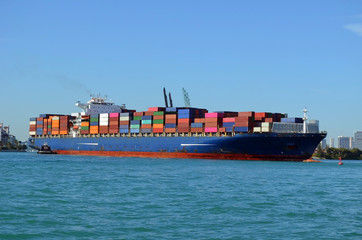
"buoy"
338,157,343,165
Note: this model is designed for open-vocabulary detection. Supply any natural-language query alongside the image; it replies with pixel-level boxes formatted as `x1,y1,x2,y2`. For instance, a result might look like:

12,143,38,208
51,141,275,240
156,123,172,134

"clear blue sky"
1,0,361,141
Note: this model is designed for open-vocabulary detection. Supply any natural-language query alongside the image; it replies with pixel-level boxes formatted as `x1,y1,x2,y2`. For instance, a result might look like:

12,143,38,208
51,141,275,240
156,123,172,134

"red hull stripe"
55,150,307,161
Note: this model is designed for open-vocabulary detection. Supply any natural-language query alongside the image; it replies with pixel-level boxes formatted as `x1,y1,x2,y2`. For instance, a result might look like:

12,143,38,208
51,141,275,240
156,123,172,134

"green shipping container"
153,111,164,116
133,116,142,121
81,126,89,130
90,118,99,122
130,125,141,129
153,119,164,124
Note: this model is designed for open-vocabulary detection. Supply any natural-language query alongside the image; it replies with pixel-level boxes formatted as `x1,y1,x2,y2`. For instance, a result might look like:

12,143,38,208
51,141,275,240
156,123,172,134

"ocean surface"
0,152,361,240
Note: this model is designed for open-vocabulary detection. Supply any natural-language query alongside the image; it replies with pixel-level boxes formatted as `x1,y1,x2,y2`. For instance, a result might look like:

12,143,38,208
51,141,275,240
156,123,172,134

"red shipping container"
205,122,218,128
194,118,205,123
109,121,119,126
99,126,109,133
109,117,119,121
165,128,176,133
36,117,44,121
109,129,119,134
153,128,164,133
191,128,203,133
133,112,144,117
264,118,273,123
254,117,265,122
178,122,190,127
165,119,177,124
178,118,191,124
148,107,165,112
144,111,154,116
165,114,177,119
119,121,130,125
178,127,189,133
153,115,164,120
219,127,226,133
80,130,88,134
238,112,255,117
223,117,236,123
141,124,152,129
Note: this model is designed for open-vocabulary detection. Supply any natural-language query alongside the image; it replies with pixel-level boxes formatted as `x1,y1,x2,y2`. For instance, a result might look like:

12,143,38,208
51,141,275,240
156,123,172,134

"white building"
353,131,362,150
338,136,351,149
329,138,334,148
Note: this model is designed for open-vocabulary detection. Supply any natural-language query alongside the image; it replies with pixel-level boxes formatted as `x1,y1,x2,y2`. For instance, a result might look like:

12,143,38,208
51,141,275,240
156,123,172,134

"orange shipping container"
60,130,68,135
141,124,152,129
81,122,90,127
153,124,164,129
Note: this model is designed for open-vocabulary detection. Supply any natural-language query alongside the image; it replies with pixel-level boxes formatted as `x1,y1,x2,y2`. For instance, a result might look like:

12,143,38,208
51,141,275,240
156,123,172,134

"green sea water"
0,152,361,239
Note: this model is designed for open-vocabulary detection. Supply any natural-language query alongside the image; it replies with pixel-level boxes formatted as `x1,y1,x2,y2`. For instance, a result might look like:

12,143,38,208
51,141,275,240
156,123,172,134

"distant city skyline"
1,1,362,141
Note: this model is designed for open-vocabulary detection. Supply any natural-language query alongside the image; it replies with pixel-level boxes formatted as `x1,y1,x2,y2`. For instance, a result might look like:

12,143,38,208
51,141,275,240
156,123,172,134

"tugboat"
37,143,56,154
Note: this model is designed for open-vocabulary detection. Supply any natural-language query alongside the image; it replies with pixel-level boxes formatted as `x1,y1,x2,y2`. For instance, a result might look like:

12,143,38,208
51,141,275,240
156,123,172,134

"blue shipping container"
141,116,152,120
130,129,140,133
225,127,233,132
191,123,203,128
30,117,37,121
141,128,152,133
165,123,176,128
223,122,235,127
131,120,141,125
166,107,177,112
119,129,129,133
119,125,129,129
234,127,248,132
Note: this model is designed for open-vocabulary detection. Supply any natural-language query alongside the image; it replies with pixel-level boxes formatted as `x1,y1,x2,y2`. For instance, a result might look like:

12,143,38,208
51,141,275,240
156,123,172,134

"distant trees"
314,147,362,160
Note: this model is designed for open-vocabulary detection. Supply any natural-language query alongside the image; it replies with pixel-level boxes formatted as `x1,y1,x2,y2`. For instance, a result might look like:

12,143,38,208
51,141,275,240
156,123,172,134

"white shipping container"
52,117,59,120
29,131,36,135
99,113,109,118
261,122,272,128
99,122,109,126
253,127,261,132
29,121,36,125
262,127,271,132
119,117,130,121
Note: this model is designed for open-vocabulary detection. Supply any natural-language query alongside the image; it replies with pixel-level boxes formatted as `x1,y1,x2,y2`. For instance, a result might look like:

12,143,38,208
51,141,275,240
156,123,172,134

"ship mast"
303,107,308,133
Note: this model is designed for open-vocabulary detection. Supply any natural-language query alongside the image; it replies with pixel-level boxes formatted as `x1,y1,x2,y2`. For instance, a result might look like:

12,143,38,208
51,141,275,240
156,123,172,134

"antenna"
182,88,191,107
169,92,173,107
303,107,308,133
163,87,169,108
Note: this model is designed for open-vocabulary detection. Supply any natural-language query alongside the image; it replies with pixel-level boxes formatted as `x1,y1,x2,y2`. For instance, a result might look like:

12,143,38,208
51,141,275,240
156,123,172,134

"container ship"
28,95,326,161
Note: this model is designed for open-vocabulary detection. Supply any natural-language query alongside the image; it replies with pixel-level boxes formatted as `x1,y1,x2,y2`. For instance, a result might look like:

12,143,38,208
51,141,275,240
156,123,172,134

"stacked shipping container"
29,108,302,137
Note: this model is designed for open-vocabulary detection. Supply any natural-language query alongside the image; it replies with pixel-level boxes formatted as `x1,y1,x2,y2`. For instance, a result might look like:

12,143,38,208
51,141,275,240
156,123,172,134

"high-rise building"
330,138,334,148
338,136,350,149
320,139,327,149
353,131,362,150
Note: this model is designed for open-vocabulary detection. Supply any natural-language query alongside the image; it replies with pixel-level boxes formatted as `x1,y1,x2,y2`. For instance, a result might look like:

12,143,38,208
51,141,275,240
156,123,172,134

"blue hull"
29,133,326,161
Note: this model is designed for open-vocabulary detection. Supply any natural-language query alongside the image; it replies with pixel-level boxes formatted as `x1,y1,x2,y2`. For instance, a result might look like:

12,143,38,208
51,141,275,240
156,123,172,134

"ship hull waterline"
29,132,326,162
